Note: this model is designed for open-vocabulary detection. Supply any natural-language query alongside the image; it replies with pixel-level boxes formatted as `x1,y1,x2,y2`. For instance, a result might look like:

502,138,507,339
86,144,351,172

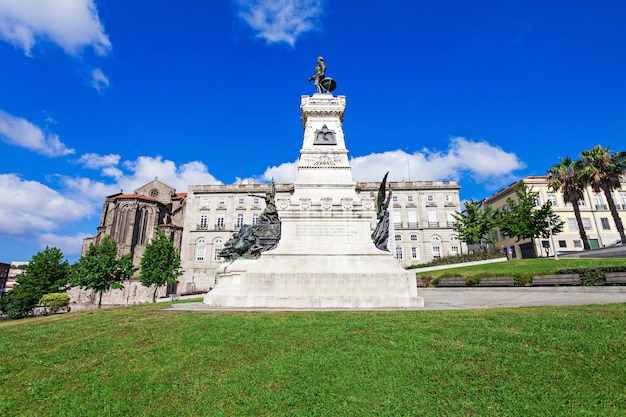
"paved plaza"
164,286,626,311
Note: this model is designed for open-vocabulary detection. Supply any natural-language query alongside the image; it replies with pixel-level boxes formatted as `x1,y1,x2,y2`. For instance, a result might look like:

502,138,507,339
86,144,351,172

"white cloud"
91,68,109,93
0,110,75,156
77,152,120,169
0,0,111,56
0,173,93,236
38,232,91,257
235,0,323,46
259,137,525,188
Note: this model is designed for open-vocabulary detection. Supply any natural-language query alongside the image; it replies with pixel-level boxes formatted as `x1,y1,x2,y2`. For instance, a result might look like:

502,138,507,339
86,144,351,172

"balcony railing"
428,221,439,227
596,204,608,210
214,224,225,230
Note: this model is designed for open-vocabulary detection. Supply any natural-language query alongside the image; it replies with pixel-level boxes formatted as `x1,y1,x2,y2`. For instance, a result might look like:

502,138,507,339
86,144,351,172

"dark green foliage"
140,229,184,302
452,199,498,249
0,247,71,319
557,266,626,286
73,236,136,308
0,287,39,319
16,246,72,298
498,182,563,256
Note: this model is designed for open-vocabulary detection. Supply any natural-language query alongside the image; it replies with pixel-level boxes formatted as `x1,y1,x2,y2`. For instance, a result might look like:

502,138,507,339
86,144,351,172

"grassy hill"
414,257,626,283
1,301,625,416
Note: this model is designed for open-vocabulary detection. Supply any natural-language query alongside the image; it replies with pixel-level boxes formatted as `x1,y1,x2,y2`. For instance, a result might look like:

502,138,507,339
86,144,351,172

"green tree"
0,246,72,319
140,229,184,302
498,182,563,257
452,199,498,250
17,246,72,297
73,236,136,308
547,157,591,250
580,145,626,244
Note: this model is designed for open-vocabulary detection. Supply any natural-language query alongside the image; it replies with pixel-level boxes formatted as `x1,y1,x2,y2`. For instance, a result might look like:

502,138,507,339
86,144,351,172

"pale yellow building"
483,175,626,258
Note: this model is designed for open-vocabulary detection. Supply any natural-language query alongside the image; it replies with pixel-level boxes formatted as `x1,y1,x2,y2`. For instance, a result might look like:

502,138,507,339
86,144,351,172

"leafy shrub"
0,288,39,319
41,293,70,313
556,266,626,286
408,250,504,269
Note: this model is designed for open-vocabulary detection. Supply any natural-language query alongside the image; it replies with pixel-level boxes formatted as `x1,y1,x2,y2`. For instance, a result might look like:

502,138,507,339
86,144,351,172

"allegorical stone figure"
308,56,326,94
372,172,392,251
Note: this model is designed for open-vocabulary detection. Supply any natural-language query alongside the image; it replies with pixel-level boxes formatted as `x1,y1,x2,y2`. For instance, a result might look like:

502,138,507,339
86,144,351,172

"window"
253,197,260,205
577,199,585,206
137,206,150,244
427,195,434,203
502,204,509,212
236,214,244,228
445,194,452,202
558,240,567,248
432,246,441,259
582,218,592,231
213,238,224,260
395,246,403,259
547,193,557,207
216,216,225,229
594,193,604,209
620,192,626,207
394,234,402,241
393,212,401,227
196,238,206,261
199,214,208,229
238,197,245,205
446,211,455,227
601,217,610,230
567,218,577,231
573,240,582,248
534,197,540,207
410,234,418,241
392,195,399,203
408,212,417,227
428,211,438,227
407,195,414,203
451,245,459,256
252,214,259,225
218,199,225,206
411,246,419,259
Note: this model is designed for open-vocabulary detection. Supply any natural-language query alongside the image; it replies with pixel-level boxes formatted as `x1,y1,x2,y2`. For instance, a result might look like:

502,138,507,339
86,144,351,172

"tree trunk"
98,291,103,309
572,204,591,250
153,286,158,303
603,187,626,244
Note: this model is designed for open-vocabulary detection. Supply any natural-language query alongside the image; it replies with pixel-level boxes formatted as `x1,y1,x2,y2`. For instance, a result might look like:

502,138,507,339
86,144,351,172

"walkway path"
164,287,626,311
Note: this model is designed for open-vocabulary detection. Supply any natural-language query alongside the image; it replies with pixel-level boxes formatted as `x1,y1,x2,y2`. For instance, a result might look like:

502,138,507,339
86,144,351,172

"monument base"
204,255,424,309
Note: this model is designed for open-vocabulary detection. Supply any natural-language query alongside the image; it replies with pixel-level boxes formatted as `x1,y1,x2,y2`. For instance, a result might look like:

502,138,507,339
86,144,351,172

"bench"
435,277,467,287
531,274,580,286
605,272,626,285
477,277,515,287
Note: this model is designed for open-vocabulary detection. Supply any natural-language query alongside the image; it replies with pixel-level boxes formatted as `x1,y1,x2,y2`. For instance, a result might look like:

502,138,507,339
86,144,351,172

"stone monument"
203,58,423,308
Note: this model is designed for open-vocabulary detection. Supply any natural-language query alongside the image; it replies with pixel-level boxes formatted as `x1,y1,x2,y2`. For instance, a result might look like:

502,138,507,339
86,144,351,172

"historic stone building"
77,177,463,304
73,179,186,305
483,175,626,258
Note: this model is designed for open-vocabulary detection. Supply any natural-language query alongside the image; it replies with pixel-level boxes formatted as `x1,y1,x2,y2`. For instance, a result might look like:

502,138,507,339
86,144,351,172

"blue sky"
1,0,625,263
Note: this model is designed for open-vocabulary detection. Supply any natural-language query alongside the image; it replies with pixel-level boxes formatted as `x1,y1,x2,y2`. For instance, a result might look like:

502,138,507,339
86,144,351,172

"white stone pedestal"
204,93,423,309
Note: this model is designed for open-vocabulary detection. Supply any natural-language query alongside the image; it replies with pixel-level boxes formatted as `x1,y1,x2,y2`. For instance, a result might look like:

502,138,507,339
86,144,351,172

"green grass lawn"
415,257,626,281
1,302,625,416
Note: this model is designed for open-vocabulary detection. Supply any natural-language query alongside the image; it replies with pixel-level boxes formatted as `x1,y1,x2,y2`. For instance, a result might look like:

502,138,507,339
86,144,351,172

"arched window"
394,234,402,241
116,205,132,244
213,238,224,261
236,214,244,228
252,214,259,225
196,238,206,261
137,206,151,244
410,234,418,241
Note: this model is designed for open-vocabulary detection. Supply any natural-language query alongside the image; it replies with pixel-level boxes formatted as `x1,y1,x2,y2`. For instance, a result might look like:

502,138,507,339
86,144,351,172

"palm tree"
580,145,626,245
547,157,591,250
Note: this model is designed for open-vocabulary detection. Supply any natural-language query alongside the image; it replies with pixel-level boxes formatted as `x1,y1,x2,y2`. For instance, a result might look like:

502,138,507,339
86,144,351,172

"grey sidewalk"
164,287,626,311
